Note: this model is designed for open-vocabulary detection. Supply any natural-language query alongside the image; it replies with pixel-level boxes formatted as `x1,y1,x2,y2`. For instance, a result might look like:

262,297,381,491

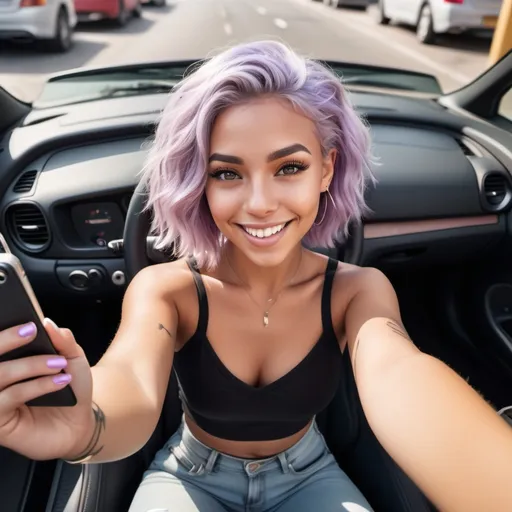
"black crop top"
172,258,343,441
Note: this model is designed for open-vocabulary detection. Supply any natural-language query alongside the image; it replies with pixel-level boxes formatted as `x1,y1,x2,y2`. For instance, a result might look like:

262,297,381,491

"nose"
244,178,278,218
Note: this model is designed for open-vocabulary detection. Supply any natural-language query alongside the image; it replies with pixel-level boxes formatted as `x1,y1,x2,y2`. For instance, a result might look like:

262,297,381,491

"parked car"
0,0,77,52
74,0,142,26
375,0,503,44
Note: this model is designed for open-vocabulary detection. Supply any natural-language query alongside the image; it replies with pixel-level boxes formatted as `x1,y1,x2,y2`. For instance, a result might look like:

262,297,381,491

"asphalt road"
0,0,493,102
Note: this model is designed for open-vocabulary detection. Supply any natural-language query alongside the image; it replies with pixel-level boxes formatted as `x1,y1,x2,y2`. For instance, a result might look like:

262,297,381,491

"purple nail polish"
47,357,67,369
53,374,72,385
18,322,36,338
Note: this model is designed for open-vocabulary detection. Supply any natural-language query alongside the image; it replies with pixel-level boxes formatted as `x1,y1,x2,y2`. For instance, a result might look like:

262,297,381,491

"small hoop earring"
314,191,328,226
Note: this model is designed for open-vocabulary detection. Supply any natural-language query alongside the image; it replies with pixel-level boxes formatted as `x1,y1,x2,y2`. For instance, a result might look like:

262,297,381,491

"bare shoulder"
331,262,394,305
328,261,401,341
124,258,194,303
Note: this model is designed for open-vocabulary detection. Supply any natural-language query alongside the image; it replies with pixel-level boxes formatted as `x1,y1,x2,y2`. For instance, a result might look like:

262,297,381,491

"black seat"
46,351,434,512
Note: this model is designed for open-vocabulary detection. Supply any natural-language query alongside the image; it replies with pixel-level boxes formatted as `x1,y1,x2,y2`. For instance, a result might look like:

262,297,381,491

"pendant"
263,311,269,327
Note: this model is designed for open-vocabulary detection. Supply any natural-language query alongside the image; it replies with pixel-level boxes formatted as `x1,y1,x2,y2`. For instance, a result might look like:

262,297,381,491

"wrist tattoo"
386,320,412,341
158,323,173,338
66,401,106,463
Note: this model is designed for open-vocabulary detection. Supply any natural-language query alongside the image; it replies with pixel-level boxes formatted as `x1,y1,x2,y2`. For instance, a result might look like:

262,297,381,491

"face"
205,96,336,267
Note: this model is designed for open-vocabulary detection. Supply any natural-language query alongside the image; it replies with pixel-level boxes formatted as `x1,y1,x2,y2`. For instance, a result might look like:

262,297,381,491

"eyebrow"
208,143,311,165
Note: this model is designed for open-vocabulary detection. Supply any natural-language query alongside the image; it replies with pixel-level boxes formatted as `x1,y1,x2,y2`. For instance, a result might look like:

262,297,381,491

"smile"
242,223,288,239
236,220,293,247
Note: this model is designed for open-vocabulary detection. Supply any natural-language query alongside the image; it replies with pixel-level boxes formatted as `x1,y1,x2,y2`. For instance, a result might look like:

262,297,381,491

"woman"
0,41,510,512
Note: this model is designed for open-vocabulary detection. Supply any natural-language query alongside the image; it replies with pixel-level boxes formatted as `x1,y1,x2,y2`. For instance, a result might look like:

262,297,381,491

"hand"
0,319,95,461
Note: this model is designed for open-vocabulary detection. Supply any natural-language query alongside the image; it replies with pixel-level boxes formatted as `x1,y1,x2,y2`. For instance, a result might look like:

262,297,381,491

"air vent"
455,138,474,156
7,204,50,251
13,170,38,193
483,173,508,206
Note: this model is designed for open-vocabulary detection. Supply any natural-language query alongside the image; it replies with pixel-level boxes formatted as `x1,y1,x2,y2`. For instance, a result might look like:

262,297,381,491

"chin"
241,249,294,269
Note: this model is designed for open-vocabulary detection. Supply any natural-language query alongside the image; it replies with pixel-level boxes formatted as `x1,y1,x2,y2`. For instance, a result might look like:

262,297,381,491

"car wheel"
48,8,72,52
417,3,435,44
375,0,390,25
133,0,143,17
115,0,129,26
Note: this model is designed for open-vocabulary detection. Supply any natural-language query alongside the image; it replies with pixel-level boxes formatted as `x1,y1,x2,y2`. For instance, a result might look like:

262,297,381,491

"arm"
345,268,512,512
64,263,182,463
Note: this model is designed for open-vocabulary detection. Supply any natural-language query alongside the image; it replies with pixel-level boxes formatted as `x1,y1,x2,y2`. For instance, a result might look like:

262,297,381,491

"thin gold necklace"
226,251,303,327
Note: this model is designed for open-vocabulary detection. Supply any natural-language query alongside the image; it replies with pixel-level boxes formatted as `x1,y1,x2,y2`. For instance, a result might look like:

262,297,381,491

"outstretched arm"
344,268,512,512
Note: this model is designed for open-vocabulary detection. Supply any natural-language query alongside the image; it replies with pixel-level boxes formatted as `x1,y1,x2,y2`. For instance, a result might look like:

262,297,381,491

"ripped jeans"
128,417,373,512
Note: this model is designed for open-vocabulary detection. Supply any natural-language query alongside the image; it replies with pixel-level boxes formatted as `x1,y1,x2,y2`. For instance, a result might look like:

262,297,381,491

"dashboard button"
88,268,104,284
112,270,125,286
69,270,89,289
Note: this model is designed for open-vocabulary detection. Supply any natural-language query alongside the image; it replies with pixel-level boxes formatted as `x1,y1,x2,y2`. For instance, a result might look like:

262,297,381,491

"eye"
209,170,241,181
276,161,310,176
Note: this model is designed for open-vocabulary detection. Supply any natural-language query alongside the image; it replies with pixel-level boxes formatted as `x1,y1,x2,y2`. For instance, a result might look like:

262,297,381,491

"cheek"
205,185,239,223
284,178,321,214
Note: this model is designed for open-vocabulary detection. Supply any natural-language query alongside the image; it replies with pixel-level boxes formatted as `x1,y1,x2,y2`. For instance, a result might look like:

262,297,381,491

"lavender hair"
140,40,376,269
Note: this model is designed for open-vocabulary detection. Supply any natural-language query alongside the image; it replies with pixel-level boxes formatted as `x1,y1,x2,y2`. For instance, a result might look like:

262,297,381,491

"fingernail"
47,357,67,369
18,322,36,338
53,373,72,385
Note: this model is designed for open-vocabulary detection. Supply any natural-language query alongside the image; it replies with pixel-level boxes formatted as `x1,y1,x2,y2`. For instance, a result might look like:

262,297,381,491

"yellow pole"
489,0,512,65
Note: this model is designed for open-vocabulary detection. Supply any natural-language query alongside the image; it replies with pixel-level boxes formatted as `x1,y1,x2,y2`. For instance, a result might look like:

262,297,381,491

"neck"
223,244,304,299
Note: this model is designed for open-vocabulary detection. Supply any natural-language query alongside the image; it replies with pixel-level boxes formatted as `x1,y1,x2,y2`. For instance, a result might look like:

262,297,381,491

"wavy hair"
141,40,375,269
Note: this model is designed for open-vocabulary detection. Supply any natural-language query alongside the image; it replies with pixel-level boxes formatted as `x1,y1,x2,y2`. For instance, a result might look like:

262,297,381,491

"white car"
0,0,77,52
375,0,503,44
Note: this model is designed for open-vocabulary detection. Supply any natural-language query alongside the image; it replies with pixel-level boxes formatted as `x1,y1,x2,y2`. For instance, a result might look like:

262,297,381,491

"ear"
321,148,336,191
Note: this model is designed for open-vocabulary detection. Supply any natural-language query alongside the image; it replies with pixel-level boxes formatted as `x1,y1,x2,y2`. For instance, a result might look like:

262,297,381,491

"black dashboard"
1,89,512,301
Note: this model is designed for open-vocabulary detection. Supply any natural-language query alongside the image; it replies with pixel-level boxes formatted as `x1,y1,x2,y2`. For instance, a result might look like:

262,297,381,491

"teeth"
244,223,286,238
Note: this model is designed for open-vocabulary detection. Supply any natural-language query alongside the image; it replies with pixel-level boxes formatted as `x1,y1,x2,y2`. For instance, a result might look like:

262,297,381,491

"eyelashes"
277,160,310,176
208,160,310,181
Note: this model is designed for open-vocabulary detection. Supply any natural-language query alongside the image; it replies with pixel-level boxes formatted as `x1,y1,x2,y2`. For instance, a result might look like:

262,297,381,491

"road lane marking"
256,6,267,15
274,18,288,29
224,22,233,35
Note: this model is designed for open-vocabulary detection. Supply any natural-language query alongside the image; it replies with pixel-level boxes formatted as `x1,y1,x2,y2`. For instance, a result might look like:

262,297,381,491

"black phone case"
0,256,77,407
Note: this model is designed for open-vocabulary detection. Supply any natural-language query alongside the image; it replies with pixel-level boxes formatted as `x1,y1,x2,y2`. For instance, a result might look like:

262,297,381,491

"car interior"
1,51,512,512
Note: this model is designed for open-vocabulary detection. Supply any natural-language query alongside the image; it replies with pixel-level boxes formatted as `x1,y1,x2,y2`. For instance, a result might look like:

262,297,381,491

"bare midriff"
184,413,313,459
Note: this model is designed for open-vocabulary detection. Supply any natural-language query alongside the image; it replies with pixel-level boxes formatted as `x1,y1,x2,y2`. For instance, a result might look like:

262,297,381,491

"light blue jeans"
129,417,373,512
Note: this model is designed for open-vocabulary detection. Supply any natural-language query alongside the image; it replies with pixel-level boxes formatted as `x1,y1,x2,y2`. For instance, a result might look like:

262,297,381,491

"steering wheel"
123,179,364,282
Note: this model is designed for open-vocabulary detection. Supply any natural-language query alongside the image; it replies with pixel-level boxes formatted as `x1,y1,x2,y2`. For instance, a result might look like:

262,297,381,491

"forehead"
209,97,321,157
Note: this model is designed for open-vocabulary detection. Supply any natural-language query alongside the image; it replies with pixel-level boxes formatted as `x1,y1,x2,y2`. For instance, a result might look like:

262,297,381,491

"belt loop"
277,452,289,474
204,449,219,474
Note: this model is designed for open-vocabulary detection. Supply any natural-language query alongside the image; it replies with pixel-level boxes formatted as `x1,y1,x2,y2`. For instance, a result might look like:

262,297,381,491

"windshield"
32,62,443,109
0,0,504,105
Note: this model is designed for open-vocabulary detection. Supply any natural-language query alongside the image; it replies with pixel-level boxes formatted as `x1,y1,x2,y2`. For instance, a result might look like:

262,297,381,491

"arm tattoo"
158,323,173,338
66,401,106,463
386,320,412,341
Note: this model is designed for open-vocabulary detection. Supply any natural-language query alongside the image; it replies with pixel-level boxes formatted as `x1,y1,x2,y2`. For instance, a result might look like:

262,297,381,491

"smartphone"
0,235,77,407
